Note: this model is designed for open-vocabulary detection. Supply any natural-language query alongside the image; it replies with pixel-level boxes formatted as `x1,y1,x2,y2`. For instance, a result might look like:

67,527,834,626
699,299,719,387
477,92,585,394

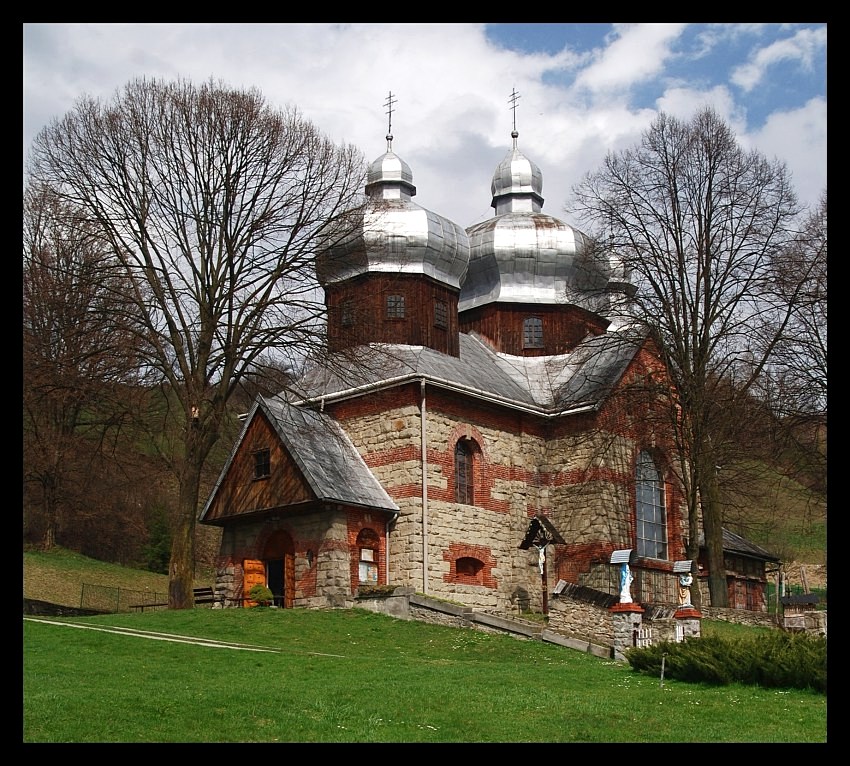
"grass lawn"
23,607,827,743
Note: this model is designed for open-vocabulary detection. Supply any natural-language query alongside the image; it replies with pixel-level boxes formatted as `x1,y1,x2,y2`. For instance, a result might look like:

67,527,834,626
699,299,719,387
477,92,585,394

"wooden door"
284,553,295,608
243,559,266,606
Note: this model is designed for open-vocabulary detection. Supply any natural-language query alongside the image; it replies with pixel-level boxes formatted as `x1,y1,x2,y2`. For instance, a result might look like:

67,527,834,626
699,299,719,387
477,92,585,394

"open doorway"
263,529,295,608
266,558,284,607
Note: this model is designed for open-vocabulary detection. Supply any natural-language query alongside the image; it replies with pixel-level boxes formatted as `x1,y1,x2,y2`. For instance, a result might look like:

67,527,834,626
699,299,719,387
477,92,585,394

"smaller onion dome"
490,130,544,214
365,133,417,199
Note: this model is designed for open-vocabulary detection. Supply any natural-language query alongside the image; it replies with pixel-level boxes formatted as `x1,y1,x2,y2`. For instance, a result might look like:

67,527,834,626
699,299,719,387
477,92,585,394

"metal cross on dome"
384,91,397,141
509,87,521,132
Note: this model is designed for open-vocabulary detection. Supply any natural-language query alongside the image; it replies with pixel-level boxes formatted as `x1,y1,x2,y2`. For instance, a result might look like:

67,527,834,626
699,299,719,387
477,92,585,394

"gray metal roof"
460,213,605,311
260,396,398,512
490,144,544,212
698,528,781,562
458,131,614,313
294,327,644,415
199,395,398,522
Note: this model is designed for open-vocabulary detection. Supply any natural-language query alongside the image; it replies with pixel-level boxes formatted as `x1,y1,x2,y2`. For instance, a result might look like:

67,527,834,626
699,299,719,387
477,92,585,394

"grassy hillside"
721,458,826,567
23,547,213,607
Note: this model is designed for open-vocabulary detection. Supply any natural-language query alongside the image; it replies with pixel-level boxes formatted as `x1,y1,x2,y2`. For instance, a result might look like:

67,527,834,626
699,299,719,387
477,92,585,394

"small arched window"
356,528,381,584
455,439,474,504
523,316,543,348
635,450,667,559
455,557,484,583
455,557,483,576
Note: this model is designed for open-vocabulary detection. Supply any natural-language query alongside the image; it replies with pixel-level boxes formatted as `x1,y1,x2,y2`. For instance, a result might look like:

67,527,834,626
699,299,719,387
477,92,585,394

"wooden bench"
192,586,218,605
130,586,219,612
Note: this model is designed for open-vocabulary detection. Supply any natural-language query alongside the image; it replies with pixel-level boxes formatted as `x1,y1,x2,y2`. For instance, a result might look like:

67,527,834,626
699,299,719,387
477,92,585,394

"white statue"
619,563,634,603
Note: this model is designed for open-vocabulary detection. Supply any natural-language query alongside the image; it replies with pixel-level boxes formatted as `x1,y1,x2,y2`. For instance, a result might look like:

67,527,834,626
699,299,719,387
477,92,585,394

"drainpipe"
386,511,398,585
420,380,429,594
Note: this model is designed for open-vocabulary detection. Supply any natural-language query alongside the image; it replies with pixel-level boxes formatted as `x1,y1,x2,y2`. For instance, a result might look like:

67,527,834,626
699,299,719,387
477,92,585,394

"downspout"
386,511,398,585
420,379,429,594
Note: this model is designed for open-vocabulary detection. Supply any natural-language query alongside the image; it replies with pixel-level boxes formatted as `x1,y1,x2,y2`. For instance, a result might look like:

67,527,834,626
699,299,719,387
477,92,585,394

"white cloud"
23,22,826,227
573,23,687,95
655,85,743,127
731,26,827,92
742,97,828,211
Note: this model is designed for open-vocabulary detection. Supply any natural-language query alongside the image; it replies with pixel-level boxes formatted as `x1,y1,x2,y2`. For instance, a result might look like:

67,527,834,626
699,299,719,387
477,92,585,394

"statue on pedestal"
678,572,694,607
619,563,634,603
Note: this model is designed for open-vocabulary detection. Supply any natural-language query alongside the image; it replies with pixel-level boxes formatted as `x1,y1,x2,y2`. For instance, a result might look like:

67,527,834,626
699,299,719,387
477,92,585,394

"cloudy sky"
23,23,826,231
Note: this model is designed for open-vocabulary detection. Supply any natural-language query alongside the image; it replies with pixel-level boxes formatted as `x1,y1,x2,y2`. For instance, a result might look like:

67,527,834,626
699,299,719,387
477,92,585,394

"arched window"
635,451,667,559
455,439,474,504
523,316,543,348
356,528,381,584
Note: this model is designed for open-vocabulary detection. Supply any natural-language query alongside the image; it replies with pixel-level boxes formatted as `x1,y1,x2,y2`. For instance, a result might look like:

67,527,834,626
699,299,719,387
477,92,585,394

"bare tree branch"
27,76,367,607
568,107,806,606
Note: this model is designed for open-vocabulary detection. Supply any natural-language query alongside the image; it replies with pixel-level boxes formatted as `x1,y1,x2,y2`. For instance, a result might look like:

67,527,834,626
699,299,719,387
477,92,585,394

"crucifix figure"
536,544,546,575
519,515,565,616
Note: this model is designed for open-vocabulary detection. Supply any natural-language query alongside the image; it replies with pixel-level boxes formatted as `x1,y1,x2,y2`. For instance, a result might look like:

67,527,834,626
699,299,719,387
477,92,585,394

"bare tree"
27,77,366,608
569,107,804,607
23,182,149,551
759,192,827,491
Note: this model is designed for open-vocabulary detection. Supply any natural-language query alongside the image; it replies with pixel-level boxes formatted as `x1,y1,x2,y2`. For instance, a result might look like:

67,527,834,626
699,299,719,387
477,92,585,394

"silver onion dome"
316,134,469,289
459,130,611,313
365,142,415,192
490,130,544,213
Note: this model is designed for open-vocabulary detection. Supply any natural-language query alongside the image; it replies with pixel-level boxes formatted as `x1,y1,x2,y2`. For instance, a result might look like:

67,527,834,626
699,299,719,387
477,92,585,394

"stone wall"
782,610,827,637
700,606,780,629
546,594,615,646
354,589,694,661
215,510,363,608
340,394,659,615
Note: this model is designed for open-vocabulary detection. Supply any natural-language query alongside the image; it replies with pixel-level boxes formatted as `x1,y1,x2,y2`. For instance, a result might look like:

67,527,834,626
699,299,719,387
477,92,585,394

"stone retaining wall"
700,606,780,629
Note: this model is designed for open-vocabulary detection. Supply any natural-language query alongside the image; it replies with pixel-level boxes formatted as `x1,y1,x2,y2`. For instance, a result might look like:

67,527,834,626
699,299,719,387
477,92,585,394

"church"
199,100,778,615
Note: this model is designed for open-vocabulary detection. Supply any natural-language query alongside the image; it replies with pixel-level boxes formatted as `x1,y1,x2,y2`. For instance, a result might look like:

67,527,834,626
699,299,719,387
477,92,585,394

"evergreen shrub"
625,630,826,693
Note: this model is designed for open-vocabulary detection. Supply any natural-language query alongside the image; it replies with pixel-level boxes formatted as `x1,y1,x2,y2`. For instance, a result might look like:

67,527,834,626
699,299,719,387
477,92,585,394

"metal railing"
80,582,167,613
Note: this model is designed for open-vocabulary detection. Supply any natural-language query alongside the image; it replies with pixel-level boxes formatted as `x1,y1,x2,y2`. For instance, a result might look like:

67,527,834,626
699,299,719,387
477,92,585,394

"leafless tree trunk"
569,107,808,607
27,76,366,608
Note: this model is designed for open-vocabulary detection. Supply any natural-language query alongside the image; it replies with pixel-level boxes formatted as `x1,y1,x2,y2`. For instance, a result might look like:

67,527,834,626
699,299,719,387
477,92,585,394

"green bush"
247,584,274,606
626,631,826,693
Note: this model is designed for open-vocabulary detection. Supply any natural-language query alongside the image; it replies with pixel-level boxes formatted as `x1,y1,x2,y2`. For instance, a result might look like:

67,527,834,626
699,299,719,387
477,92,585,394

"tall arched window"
636,450,667,559
455,439,474,504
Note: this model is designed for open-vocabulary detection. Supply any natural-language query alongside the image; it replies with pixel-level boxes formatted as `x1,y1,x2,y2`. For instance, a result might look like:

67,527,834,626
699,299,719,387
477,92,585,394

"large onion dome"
459,130,614,314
